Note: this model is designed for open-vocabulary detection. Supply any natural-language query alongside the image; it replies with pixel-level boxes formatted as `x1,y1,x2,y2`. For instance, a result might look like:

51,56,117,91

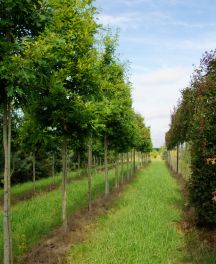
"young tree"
23,0,100,230
0,1,49,262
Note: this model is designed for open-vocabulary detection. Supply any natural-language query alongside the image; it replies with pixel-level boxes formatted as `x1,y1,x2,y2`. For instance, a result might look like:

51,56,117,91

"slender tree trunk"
3,100,13,264
77,152,81,177
115,152,119,188
93,155,95,167
126,152,129,180
104,134,109,196
130,151,133,177
32,152,36,192
87,137,92,211
52,153,55,185
62,136,68,232
177,145,179,174
121,153,124,184
99,157,102,169
133,149,136,175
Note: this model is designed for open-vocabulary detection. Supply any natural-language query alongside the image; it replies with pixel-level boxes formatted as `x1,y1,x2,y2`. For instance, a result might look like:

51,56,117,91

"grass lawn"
67,160,185,264
0,163,114,206
67,160,216,264
0,164,131,262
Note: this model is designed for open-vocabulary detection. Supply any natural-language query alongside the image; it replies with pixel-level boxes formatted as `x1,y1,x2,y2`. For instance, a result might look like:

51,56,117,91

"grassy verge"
0,164,115,206
0,163,132,262
67,160,185,264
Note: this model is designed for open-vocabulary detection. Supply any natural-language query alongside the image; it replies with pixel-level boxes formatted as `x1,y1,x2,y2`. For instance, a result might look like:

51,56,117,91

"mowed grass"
0,164,113,205
0,171,76,203
67,160,185,264
0,164,130,262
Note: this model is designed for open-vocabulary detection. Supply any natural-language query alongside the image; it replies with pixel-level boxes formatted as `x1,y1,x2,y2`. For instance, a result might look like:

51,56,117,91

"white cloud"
131,66,192,147
98,13,141,30
123,35,216,52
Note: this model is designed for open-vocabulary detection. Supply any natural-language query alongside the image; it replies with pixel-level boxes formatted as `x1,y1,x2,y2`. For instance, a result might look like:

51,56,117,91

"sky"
95,0,216,147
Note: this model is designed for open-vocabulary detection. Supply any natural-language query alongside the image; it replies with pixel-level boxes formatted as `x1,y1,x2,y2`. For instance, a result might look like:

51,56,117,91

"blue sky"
95,0,216,147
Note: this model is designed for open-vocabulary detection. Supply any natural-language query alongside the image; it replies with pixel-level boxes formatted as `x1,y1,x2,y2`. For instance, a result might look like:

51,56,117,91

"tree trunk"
126,152,129,180
133,149,136,175
62,136,68,232
99,157,102,169
52,153,55,185
87,137,92,211
177,145,179,174
77,152,81,177
115,152,119,188
3,100,13,264
32,153,36,192
121,153,124,184
104,134,109,196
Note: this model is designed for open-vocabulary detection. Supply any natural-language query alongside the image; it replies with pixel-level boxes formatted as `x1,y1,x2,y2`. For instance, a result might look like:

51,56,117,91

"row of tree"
0,0,152,263
165,50,216,225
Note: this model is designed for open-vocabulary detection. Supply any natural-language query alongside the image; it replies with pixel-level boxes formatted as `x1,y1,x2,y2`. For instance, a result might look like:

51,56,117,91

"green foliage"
166,50,216,224
188,51,216,224
0,0,153,186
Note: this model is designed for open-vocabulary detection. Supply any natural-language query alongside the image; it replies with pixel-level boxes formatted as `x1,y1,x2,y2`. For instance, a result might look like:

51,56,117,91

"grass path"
67,160,186,264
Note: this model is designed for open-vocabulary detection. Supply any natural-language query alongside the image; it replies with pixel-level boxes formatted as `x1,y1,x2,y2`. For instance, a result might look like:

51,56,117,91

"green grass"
67,160,216,264
0,171,75,202
67,160,185,264
0,164,114,205
0,163,132,262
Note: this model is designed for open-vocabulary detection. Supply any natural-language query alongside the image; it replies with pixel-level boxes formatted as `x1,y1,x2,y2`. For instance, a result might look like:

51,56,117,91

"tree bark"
32,152,36,192
62,136,68,232
126,152,129,180
104,134,109,196
133,149,136,175
77,152,81,177
3,99,13,264
115,152,119,188
87,137,92,211
52,153,55,185
99,157,102,169
121,153,124,184
177,145,179,174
